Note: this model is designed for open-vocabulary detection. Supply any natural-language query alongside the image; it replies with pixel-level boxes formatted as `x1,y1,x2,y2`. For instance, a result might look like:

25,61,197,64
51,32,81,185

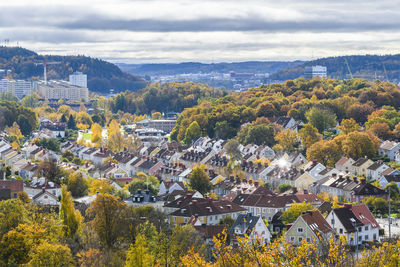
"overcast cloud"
1,0,400,63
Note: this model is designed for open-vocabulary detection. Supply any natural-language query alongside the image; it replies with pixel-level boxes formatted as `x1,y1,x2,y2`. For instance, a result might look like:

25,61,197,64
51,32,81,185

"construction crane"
344,58,353,79
383,63,389,81
35,61,61,84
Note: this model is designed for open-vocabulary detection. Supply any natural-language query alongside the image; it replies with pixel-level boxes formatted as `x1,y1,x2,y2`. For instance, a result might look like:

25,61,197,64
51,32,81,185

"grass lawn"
82,132,92,141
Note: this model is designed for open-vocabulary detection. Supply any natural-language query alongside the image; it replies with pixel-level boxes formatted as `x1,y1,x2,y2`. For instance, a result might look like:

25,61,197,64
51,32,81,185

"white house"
158,180,186,196
366,161,390,181
379,141,400,161
32,190,60,206
326,204,380,246
229,213,271,244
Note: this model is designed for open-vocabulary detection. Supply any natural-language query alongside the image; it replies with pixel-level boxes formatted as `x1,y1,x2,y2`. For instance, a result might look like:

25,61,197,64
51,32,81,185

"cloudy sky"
1,0,400,63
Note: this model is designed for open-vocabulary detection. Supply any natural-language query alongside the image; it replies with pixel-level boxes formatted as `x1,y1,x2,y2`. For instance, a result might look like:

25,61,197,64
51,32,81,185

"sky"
1,0,400,63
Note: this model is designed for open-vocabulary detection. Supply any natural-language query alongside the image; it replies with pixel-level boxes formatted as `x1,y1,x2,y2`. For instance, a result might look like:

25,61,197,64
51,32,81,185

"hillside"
270,54,400,82
117,61,304,76
0,46,147,93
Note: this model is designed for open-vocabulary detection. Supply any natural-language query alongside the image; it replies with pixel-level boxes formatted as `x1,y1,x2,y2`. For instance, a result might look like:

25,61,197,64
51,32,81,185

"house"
310,174,388,202
124,189,163,210
379,141,400,160
285,210,333,246
326,204,380,245
194,224,227,245
302,161,326,180
378,174,400,189
169,199,246,225
40,120,66,138
24,177,61,198
32,190,60,206
19,162,38,179
335,157,355,174
294,171,317,190
0,179,23,199
229,213,271,244
158,180,187,196
351,158,374,177
366,161,390,181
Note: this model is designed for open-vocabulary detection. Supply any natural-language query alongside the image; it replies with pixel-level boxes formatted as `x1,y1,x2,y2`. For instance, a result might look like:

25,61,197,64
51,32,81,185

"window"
173,217,176,222
339,229,343,234
290,236,294,241
331,219,334,224
365,226,368,231
358,227,362,232
184,218,187,223
297,227,304,233
365,235,368,240
358,236,362,241
298,237,303,242
373,234,377,240
306,237,311,242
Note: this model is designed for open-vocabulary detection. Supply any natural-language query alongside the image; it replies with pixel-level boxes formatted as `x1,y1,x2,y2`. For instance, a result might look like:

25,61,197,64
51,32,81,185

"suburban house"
302,161,326,180
378,174,400,189
168,199,246,225
24,177,61,198
0,179,23,199
229,213,271,244
326,204,380,245
379,141,400,160
366,161,390,181
158,180,187,196
335,157,355,174
285,210,333,246
310,174,387,202
32,190,60,206
351,158,374,177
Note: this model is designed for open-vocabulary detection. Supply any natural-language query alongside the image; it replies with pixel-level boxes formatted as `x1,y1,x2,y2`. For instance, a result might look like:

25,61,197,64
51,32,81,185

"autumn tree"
0,199,27,237
340,131,377,159
188,166,213,195
337,118,360,134
278,183,292,193
28,242,74,267
60,186,83,239
67,172,88,197
281,202,314,224
368,122,392,140
5,122,23,139
274,128,298,151
90,122,103,146
151,112,162,120
86,194,127,248
305,107,337,133
88,179,115,195
183,121,201,145
125,234,154,267
298,123,322,148
306,140,341,167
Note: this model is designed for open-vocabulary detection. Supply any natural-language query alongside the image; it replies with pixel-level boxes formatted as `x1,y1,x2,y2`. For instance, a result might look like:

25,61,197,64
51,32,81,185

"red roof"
336,157,351,166
301,210,332,235
0,180,23,192
350,204,380,229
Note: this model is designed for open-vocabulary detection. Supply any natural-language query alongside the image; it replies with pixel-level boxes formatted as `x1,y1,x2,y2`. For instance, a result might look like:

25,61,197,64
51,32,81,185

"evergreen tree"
60,114,67,123
67,114,76,129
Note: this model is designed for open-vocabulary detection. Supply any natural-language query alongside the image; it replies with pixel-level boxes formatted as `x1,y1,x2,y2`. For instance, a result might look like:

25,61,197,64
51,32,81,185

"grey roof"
229,213,260,235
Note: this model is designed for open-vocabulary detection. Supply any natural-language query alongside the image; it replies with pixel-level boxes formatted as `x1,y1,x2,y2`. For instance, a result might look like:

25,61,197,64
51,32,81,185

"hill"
269,54,400,82
117,61,304,76
0,46,147,93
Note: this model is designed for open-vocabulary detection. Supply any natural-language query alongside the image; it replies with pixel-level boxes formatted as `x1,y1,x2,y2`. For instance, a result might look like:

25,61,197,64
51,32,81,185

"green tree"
29,242,74,267
67,114,76,130
188,167,213,195
21,94,40,108
218,216,235,228
298,123,322,148
86,194,127,248
385,182,400,200
67,172,88,198
306,140,341,167
60,186,83,239
60,114,67,123
278,183,292,193
305,107,337,133
242,124,275,146
224,139,242,160
128,176,160,196
281,202,314,224
183,121,201,145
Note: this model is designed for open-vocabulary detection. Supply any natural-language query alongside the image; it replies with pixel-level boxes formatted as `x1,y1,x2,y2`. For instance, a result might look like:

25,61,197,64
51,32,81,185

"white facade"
304,65,327,78
69,71,87,88
37,81,89,102
0,79,32,99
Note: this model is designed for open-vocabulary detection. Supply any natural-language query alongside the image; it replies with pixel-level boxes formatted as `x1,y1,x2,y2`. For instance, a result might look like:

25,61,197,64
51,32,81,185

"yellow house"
294,172,316,190
351,158,373,177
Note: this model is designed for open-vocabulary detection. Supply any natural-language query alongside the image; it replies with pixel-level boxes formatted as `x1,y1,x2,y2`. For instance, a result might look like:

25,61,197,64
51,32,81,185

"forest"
270,54,400,81
0,46,147,93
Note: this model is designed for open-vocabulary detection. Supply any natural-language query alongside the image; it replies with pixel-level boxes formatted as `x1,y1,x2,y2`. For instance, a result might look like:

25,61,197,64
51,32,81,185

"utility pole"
389,189,391,239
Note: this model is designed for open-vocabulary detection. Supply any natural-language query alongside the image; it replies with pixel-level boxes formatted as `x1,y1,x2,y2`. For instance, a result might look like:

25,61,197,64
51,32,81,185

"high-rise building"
14,80,32,99
304,65,327,79
37,81,89,102
69,71,87,87
0,79,32,99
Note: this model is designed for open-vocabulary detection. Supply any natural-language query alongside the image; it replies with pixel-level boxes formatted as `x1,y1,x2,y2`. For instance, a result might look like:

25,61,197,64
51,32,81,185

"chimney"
332,173,337,177
344,203,352,209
